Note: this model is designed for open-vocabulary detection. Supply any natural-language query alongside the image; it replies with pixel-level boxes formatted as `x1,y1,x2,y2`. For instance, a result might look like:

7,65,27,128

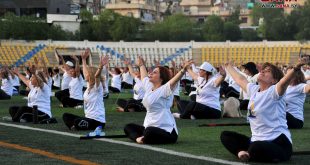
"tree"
241,29,260,41
294,0,310,40
143,14,195,41
202,15,225,41
227,6,241,25
110,16,140,41
224,22,241,41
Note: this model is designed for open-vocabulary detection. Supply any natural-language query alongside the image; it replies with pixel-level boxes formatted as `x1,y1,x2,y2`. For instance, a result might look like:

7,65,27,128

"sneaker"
59,104,64,108
172,113,181,119
75,105,83,109
2,116,12,121
23,97,28,100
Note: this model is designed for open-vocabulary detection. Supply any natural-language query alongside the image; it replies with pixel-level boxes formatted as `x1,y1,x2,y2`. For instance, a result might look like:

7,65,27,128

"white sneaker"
2,116,12,121
20,119,27,123
172,113,181,119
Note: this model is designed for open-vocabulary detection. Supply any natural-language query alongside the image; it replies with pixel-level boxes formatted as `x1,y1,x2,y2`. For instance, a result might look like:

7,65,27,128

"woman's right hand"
136,56,145,67
182,60,193,70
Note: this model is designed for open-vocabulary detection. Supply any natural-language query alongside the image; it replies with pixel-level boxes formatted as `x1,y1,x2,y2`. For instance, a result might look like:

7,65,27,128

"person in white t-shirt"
9,69,51,123
220,58,308,163
116,58,146,112
285,67,310,129
56,55,83,107
63,50,108,130
108,67,122,93
0,67,13,100
54,55,73,104
10,70,20,95
124,56,190,144
121,67,134,89
173,61,226,119
52,68,61,89
239,62,259,110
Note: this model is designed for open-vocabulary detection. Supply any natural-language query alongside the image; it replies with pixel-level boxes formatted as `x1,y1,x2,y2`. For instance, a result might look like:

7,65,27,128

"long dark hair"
288,66,306,86
157,66,171,85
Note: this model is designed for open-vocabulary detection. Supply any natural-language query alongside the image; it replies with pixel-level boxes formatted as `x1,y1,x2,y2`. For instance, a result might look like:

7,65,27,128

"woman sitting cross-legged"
63,49,108,130
173,60,226,119
9,67,52,123
284,66,310,129
220,58,309,163
116,58,146,112
124,56,190,144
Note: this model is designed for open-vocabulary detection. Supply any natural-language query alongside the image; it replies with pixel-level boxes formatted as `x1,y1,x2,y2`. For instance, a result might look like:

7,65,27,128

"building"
284,0,306,14
180,0,253,26
104,0,167,22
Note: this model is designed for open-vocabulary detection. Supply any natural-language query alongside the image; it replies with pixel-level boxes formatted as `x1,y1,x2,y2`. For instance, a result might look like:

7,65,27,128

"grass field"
0,92,309,165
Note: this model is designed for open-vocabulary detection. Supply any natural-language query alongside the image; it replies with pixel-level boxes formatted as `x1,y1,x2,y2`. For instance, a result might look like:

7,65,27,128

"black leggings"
109,86,121,93
286,112,304,129
177,100,221,119
9,106,50,122
220,131,292,163
117,99,146,112
62,113,105,130
239,99,249,110
0,89,11,100
124,123,178,144
55,89,69,102
121,82,133,89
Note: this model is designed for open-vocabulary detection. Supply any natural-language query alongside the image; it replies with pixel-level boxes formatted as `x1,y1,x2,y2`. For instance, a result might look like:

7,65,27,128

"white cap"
66,61,74,67
199,62,214,72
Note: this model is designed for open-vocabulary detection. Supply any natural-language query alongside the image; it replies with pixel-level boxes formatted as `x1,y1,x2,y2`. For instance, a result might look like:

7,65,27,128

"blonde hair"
87,66,97,90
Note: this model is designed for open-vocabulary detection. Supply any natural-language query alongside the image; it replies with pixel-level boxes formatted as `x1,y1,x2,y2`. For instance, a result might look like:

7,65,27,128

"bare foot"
136,136,144,144
116,107,124,112
238,151,250,162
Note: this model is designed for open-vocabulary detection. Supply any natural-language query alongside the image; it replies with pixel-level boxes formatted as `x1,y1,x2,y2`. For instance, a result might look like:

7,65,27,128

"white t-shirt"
285,84,307,121
122,72,133,85
1,78,13,96
27,83,51,117
196,76,221,111
61,72,72,90
247,83,292,143
111,74,121,91
173,81,180,96
84,83,106,123
69,76,84,100
240,73,259,100
142,77,178,134
133,77,145,100
52,74,61,87
12,76,20,86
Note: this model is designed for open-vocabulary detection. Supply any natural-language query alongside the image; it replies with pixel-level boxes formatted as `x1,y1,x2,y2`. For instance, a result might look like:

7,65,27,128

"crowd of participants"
1,48,310,163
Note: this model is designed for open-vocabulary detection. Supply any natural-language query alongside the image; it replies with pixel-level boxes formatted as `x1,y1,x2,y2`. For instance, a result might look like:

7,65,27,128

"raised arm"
123,58,136,78
12,68,31,88
71,55,80,77
277,57,309,96
224,62,249,93
137,56,148,80
95,55,109,87
81,51,89,81
168,60,192,89
185,60,198,81
214,66,226,87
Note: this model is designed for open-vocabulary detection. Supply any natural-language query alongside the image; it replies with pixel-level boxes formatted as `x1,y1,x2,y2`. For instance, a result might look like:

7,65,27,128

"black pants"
117,98,146,112
177,100,221,119
121,82,133,89
0,89,11,100
9,106,50,122
109,86,121,93
52,85,60,90
239,99,249,111
124,123,178,144
220,131,292,163
62,113,105,130
55,89,69,102
286,112,304,129
224,86,240,98
19,89,29,96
